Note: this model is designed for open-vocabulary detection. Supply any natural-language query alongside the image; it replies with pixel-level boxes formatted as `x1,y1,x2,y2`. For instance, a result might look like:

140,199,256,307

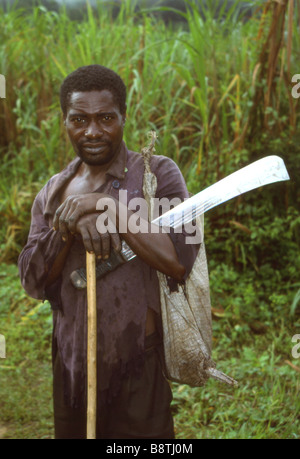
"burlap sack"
142,132,237,387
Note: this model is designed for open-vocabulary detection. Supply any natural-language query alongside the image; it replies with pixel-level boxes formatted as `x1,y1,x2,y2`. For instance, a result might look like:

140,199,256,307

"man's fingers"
80,225,108,260
58,206,71,241
53,205,64,230
100,232,111,260
54,198,74,237
90,228,103,258
66,207,84,234
63,196,97,233
80,227,94,255
53,196,74,228
110,232,122,253
102,216,121,253
53,195,79,231
76,213,120,259
55,194,108,233
82,227,104,258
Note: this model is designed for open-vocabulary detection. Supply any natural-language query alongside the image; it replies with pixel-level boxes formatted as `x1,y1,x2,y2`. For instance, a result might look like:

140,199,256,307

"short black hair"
60,64,127,116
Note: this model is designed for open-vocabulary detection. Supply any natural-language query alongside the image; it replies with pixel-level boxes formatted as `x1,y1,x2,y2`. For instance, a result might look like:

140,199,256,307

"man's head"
60,65,127,117
60,65,127,167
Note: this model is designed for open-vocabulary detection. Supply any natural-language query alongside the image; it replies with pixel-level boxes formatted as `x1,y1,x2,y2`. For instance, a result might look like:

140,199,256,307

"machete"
70,155,290,289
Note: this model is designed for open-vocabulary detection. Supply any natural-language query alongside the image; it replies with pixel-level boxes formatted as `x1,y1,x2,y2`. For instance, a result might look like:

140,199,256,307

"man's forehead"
67,89,118,113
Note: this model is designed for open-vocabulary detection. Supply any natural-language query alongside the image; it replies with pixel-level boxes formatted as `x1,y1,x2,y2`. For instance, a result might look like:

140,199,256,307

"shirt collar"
104,140,127,180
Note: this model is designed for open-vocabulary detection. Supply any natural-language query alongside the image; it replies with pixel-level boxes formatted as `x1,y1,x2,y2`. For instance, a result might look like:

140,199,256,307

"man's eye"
72,118,86,124
102,115,113,121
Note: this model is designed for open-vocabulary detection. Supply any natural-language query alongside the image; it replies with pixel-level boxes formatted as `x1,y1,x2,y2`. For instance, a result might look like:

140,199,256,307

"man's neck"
77,143,122,184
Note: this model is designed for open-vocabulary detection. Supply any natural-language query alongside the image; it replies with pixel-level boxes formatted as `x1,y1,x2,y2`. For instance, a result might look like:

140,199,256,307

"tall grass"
0,0,298,262
0,0,299,440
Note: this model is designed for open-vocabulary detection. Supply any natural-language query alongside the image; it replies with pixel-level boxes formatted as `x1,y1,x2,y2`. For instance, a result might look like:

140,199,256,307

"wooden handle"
86,251,97,439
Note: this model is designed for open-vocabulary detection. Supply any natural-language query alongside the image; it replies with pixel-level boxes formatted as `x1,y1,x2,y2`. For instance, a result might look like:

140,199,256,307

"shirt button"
112,180,120,189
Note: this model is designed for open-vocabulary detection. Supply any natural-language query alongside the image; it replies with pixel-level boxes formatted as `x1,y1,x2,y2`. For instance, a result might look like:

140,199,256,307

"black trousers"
53,334,175,439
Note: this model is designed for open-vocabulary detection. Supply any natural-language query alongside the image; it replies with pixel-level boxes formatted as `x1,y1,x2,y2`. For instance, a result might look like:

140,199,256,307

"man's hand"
53,193,107,240
75,213,121,259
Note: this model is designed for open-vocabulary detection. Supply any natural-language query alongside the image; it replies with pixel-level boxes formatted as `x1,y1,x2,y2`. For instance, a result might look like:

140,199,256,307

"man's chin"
80,157,109,166
76,150,111,167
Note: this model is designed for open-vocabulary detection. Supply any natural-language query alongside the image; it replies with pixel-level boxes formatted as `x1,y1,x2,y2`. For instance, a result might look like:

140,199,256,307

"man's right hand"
53,192,109,239
75,212,121,259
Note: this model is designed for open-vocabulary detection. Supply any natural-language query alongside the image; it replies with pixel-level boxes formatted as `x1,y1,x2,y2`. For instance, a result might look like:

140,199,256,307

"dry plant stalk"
264,0,288,118
233,0,293,150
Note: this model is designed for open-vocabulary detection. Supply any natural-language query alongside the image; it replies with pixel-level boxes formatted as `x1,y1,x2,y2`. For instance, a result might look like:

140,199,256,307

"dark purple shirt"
18,142,199,408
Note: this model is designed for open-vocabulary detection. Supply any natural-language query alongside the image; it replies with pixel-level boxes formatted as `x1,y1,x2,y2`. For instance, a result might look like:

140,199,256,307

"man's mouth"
82,143,107,154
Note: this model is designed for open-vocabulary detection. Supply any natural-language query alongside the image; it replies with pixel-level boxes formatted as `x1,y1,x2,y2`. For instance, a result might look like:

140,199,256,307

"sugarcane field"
0,0,299,442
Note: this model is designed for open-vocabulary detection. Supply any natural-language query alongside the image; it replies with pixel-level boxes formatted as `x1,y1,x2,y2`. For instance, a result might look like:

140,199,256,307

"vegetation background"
0,0,299,439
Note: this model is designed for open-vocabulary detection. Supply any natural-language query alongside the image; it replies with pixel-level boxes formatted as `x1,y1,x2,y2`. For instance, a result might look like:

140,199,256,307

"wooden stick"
86,251,97,439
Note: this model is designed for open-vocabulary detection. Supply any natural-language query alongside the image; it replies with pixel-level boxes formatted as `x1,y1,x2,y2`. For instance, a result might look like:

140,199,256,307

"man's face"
64,89,126,167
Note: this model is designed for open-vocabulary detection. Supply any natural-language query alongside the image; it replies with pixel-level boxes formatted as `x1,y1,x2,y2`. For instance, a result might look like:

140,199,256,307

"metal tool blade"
154,155,290,229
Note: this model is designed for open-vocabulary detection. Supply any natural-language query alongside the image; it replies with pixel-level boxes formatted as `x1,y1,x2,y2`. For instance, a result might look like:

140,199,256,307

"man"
18,65,199,439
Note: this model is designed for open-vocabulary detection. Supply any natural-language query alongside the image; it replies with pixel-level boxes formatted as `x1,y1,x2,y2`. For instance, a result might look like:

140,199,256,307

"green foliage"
0,2,299,262
0,264,53,439
172,342,300,439
0,0,299,440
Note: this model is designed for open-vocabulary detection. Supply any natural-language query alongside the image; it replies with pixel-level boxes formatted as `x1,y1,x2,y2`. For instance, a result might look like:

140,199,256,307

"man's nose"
85,121,103,138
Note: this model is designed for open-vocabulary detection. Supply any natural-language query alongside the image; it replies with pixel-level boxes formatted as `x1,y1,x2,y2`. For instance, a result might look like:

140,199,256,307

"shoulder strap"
141,131,158,221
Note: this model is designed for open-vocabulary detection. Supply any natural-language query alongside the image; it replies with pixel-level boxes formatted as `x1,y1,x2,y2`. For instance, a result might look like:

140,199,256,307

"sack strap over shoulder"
141,131,158,221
